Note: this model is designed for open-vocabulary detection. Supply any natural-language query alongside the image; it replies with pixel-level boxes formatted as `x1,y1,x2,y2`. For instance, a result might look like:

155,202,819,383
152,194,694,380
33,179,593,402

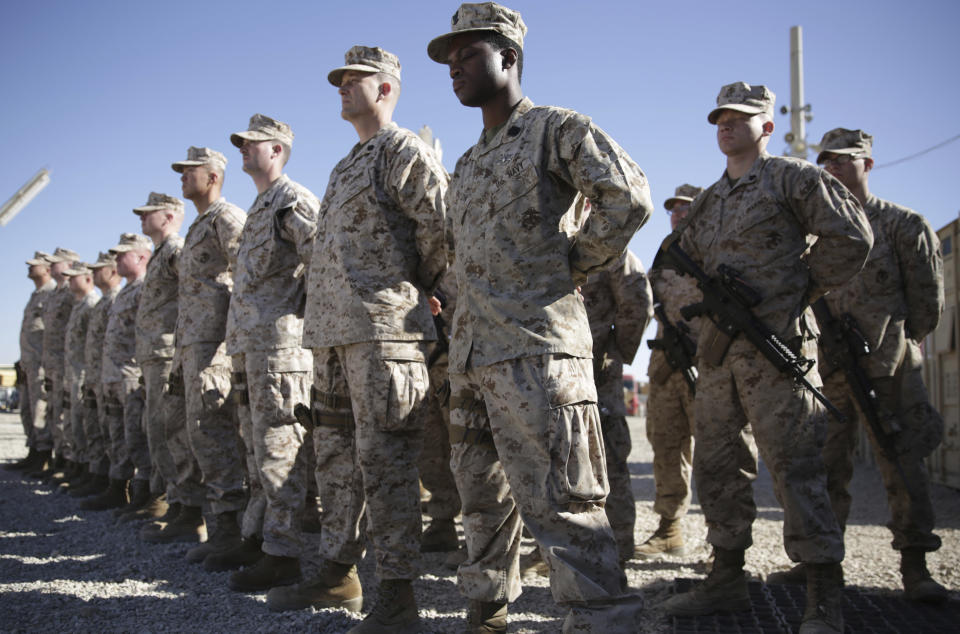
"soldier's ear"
761,119,774,136
863,157,874,173
500,47,517,72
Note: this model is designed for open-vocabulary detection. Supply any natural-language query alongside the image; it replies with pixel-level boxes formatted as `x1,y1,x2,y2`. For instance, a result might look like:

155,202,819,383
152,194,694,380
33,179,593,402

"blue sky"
2,0,958,380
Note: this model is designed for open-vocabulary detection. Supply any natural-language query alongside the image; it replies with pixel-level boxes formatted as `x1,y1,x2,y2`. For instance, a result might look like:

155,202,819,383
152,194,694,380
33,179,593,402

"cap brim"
230,130,275,148
171,160,205,173
88,261,114,269
707,104,766,124
428,28,503,63
815,147,866,164
664,196,694,211
132,205,166,216
61,269,90,277
25,259,48,266
327,64,382,87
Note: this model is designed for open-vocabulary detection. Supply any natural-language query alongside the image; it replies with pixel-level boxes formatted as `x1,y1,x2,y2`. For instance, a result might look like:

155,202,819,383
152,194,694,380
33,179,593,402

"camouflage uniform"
175,192,247,515
442,94,652,610
19,270,55,449
303,88,448,578
679,151,872,563
62,283,98,464
84,279,120,476
819,193,944,552
580,250,653,560
103,275,147,482
226,170,318,557
41,282,75,455
645,267,700,521
135,212,203,507
419,271,461,526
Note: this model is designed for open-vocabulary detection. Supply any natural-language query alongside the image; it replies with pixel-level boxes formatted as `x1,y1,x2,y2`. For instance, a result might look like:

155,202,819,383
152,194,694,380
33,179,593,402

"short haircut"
278,141,291,166
376,72,401,98
480,32,523,83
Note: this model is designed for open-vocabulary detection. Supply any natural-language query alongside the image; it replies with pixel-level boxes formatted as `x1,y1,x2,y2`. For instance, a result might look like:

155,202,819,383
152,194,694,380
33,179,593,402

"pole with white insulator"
781,26,815,159
0,168,51,227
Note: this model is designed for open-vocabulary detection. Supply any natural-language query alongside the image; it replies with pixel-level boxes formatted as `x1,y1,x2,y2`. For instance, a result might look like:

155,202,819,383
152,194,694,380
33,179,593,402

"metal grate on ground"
671,578,960,633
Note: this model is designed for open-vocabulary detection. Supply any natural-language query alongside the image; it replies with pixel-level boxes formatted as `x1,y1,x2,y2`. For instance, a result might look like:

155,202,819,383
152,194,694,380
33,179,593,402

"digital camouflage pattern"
303,122,447,348
230,113,295,149
225,174,318,355
679,152,874,563
19,277,55,447
823,196,943,377
646,267,700,520
103,279,143,384
102,378,145,481
63,290,98,462
176,198,245,347
680,152,873,339
445,97,653,373
83,285,120,475
819,194,944,553
171,145,228,174
427,1,528,63
312,341,429,579
816,127,874,163
327,45,402,86
580,250,653,558
136,235,182,363
664,183,704,211
708,81,775,124
40,284,75,453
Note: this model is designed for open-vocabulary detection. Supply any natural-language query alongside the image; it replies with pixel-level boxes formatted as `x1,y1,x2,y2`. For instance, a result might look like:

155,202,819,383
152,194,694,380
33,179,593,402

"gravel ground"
1,411,957,633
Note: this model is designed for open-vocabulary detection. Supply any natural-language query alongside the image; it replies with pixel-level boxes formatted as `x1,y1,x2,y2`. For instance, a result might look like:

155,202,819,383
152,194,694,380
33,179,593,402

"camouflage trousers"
19,358,46,449
419,348,461,522
311,341,427,580
234,348,311,558
84,384,109,476
102,378,148,481
450,354,633,613
600,414,636,560
63,365,86,463
822,340,942,552
41,366,64,454
645,370,695,521
142,359,203,504
181,342,245,515
694,337,844,563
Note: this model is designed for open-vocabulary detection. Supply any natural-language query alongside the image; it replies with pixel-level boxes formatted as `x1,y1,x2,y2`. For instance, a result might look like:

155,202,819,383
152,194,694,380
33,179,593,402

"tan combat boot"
468,599,507,633
141,505,206,543
228,553,301,592
80,478,128,511
901,549,948,603
765,562,806,584
660,546,750,616
186,511,242,564
519,547,549,578
421,518,459,553
204,535,264,572
634,516,688,560
798,562,844,633
267,560,363,612
347,579,421,634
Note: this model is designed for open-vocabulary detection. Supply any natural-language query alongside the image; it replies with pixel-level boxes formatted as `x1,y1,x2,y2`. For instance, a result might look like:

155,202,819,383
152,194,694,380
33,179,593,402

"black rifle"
647,299,698,394
658,235,845,422
810,298,921,502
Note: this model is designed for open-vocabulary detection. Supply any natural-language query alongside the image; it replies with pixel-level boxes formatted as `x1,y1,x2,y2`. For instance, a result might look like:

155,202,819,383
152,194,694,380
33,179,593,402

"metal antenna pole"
781,26,814,159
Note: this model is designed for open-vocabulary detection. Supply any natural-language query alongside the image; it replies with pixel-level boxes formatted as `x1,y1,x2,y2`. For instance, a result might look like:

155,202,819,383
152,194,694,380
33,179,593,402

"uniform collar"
336,122,398,174
714,151,768,199
473,97,533,157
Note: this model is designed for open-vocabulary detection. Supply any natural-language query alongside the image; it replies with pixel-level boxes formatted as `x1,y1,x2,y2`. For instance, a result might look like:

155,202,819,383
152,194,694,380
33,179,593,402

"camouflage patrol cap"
230,113,294,149
708,82,776,124
87,251,118,269
109,233,152,255
664,184,704,211
428,2,527,63
328,46,401,87
47,247,80,264
61,261,92,278
132,192,184,216
171,146,228,174
816,128,873,164
25,250,53,266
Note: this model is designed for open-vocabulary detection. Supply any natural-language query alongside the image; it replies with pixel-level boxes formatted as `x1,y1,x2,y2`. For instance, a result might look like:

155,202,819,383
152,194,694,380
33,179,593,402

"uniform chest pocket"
334,171,373,206
733,197,796,251
488,157,538,216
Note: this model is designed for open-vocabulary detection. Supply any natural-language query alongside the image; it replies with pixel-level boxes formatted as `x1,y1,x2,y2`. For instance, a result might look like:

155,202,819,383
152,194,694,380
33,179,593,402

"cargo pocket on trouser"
377,360,429,433
198,364,232,415
541,354,608,508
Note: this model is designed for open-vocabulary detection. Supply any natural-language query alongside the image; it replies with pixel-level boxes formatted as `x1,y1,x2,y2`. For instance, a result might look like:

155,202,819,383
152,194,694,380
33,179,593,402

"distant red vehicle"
623,374,639,416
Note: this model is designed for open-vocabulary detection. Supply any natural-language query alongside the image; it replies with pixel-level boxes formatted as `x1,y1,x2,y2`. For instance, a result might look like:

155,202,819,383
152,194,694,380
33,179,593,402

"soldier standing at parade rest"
222,114,318,592
70,252,123,499
636,184,706,560
7,252,56,472
268,46,448,633
82,233,153,512
765,128,947,603
35,247,79,480
58,262,100,489
428,3,653,631
660,83,873,634
159,146,248,557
